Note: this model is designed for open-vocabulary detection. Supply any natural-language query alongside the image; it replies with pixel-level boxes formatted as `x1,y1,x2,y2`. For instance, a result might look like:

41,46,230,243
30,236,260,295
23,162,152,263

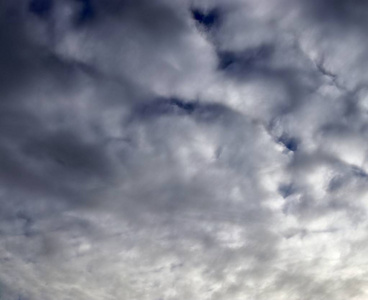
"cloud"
2,0,368,299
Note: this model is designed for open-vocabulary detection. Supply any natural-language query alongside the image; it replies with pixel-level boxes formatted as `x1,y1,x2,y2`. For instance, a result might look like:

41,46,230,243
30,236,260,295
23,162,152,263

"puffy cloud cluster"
2,0,368,299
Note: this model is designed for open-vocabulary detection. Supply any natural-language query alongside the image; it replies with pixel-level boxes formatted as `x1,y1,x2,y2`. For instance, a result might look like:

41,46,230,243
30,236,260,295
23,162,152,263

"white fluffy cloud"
1,0,368,299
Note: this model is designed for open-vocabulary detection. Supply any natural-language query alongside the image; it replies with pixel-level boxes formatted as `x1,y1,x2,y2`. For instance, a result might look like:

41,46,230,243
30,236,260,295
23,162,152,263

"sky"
1,0,368,299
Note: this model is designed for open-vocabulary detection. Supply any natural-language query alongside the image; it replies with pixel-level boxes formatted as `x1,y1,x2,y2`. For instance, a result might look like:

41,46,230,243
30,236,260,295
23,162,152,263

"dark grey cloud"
301,0,368,28
217,43,274,71
2,0,368,299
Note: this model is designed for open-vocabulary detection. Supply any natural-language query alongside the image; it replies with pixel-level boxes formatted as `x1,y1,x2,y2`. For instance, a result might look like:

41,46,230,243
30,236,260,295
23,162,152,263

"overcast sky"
2,0,368,299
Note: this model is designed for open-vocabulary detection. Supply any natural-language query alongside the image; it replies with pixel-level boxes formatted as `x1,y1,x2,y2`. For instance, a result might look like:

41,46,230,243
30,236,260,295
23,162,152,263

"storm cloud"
1,0,368,299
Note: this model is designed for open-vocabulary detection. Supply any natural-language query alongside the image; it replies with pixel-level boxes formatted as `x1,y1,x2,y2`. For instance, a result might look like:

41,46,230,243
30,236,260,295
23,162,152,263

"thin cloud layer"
1,0,368,299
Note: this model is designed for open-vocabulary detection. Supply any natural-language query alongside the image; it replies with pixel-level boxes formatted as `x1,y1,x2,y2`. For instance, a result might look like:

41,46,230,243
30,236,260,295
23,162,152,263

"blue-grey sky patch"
278,135,299,152
29,0,53,18
191,8,220,30
74,0,95,25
